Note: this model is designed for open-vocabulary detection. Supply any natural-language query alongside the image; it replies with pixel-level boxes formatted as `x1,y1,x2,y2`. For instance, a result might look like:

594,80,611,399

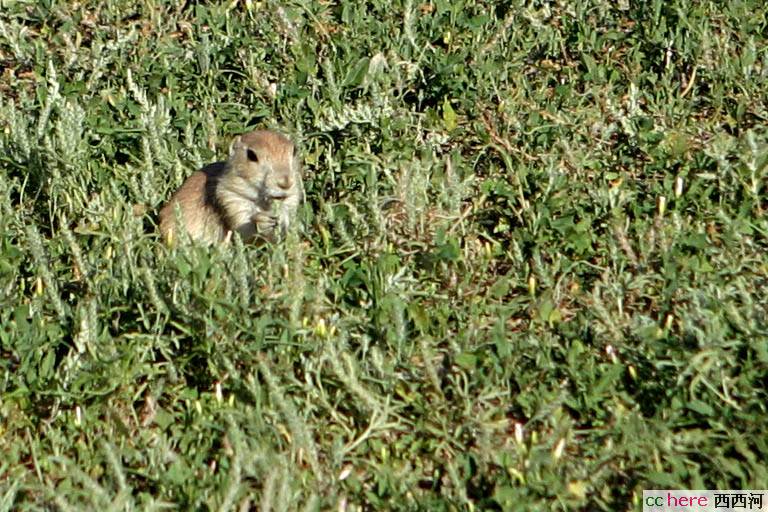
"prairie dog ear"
228,136,243,157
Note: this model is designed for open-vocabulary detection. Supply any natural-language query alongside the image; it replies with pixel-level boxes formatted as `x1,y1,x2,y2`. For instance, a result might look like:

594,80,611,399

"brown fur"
159,130,302,244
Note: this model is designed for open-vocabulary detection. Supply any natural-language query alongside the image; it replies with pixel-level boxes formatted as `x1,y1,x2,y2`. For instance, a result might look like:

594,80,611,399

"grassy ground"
1,0,767,509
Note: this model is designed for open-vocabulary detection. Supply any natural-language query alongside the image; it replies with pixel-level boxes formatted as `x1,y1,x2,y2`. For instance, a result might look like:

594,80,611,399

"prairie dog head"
228,130,300,199
221,130,303,240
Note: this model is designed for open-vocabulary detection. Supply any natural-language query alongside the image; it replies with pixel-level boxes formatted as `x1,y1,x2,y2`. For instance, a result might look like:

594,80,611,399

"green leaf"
682,233,708,250
442,97,457,131
344,57,370,88
436,238,460,262
40,349,56,380
455,352,477,370
407,303,430,333
687,400,715,417
489,278,509,299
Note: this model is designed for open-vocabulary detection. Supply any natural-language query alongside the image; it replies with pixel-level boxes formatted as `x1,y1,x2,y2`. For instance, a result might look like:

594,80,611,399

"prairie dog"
159,130,302,244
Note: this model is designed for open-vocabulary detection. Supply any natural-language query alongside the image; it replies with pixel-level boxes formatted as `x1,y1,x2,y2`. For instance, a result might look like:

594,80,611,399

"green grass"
1,0,767,509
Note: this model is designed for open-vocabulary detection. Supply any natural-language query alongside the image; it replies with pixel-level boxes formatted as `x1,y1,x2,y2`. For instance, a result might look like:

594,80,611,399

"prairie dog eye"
246,149,259,163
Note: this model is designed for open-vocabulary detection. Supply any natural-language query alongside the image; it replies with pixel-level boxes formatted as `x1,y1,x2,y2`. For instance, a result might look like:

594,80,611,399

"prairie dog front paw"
253,211,278,233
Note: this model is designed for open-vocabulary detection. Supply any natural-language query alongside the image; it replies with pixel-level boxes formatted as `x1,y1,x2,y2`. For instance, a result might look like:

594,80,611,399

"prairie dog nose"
276,174,293,190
